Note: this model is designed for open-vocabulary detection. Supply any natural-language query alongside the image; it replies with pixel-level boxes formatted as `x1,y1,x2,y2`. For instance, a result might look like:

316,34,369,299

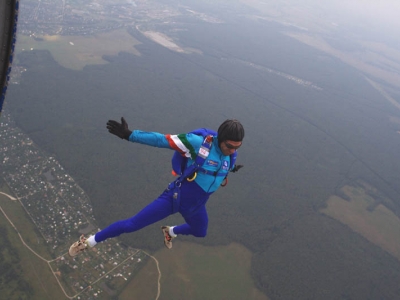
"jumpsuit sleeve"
129,130,202,159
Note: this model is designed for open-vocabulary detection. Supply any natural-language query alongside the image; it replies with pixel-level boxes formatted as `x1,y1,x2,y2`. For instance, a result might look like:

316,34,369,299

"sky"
240,0,400,47
332,0,400,37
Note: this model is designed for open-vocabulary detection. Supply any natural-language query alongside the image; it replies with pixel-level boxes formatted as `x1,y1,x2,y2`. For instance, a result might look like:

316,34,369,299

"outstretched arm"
106,118,201,152
106,117,167,147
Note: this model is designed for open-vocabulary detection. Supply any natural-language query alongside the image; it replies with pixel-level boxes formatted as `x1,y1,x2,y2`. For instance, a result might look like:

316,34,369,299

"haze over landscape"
2,0,400,299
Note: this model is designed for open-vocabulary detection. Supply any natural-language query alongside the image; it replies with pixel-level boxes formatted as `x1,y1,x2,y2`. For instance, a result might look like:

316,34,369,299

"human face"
220,140,242,156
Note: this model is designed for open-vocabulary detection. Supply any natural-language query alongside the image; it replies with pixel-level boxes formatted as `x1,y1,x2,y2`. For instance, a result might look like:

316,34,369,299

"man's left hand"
106,117,132,140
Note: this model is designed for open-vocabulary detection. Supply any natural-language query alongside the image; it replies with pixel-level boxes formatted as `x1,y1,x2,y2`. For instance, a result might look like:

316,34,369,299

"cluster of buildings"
17,0,183,37
0,113,94,251
0,112,150,298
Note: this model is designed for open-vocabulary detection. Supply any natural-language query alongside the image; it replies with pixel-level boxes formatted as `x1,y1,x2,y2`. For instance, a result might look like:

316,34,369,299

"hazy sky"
339,0,400,23
332,0,400,34
326,0,400,47
241,0,400,46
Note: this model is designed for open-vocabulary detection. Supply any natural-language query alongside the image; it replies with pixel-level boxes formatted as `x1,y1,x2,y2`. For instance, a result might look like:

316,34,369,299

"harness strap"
197,167,227,177
175,135,213,184
194,135,213,166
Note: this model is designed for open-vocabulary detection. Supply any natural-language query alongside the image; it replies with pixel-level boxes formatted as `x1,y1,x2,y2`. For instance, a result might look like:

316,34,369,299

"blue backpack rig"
171,128,237,187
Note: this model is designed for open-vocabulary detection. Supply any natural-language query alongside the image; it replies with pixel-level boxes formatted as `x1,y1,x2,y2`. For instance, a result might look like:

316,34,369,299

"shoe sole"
68,237,88,257
69,242,82,257
161,227,173,249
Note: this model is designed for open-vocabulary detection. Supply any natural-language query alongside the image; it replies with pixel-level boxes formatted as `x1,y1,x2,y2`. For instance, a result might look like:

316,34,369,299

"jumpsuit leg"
173,205,209,237
94,190,174,243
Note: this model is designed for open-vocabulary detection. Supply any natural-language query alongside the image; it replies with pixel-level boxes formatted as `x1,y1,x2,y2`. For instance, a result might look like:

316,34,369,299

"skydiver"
68,118,244,256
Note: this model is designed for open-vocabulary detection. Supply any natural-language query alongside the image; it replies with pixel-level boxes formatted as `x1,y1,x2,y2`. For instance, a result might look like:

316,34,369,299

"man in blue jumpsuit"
69,118,244,256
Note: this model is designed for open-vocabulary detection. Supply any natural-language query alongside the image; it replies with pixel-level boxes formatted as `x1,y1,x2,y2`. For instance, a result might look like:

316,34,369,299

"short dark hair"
217,119,245,144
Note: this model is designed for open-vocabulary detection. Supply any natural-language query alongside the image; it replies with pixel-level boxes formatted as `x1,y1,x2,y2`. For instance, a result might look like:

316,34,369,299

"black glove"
106,117,132,140
231,164,243,173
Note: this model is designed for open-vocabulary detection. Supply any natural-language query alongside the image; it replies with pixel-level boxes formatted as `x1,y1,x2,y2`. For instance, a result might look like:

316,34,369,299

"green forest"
5,17,400,299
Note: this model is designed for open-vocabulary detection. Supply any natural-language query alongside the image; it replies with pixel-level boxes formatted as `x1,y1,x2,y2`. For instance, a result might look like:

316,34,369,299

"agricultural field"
321,182,400,261
15,28,141,70
0,191,65,300
121,241,269,300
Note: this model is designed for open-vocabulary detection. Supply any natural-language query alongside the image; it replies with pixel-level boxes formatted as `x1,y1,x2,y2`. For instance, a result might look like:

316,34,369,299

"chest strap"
197,167,228,177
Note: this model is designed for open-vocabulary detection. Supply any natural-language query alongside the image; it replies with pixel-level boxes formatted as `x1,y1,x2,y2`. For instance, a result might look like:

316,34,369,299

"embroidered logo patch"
206,160,219,166
222,160,229,170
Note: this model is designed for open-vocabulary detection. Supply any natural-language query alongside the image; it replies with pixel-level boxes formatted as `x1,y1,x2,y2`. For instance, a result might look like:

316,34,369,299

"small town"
18,0,188,37
0,112,152,299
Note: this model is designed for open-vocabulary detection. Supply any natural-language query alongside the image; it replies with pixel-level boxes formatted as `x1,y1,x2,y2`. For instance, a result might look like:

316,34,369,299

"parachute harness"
168,135,213,213
167,134,237,213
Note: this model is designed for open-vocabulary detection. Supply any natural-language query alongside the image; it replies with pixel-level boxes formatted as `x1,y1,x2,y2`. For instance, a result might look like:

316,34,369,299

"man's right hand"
106,117,132,140
231,164,243,173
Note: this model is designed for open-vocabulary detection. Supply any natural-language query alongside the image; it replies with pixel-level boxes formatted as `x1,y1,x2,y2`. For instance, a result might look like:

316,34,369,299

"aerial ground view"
2,0,400,299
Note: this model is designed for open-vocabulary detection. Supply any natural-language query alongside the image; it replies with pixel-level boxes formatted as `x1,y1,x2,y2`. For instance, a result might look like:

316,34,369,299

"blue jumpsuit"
94,130,233,243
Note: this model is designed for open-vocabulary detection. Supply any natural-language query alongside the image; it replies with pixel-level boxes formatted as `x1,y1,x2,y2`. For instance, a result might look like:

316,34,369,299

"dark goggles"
224,141,242,150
